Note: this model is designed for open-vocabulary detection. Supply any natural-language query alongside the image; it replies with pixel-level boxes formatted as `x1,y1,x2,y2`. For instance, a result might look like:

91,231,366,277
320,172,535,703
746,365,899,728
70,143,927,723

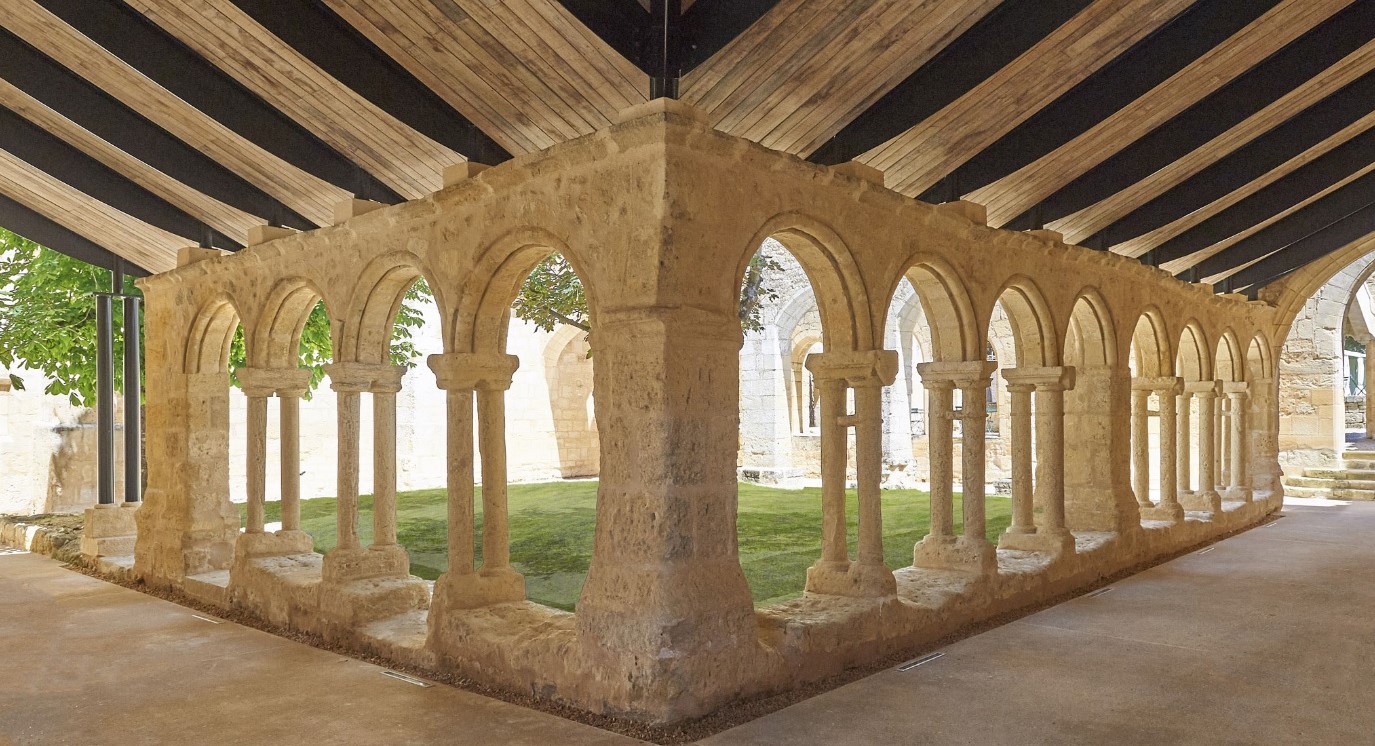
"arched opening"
1215,331,1244,498
1128,310,1177,518
1176,322,1221,511
437,238,602,613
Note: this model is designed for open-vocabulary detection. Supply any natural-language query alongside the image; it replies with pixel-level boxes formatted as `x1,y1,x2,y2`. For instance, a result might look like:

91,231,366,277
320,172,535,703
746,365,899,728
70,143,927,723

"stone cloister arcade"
126,103,1283,723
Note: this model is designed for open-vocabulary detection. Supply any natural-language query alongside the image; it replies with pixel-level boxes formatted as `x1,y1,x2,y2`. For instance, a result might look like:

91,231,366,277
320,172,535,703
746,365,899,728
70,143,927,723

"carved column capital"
1133,375,1183,395
1185,380,1221,398
1002,365,1076,391
918,360,996,388
236,366,313,398
428,352,520,392
324,362,406,394
805,349,899,387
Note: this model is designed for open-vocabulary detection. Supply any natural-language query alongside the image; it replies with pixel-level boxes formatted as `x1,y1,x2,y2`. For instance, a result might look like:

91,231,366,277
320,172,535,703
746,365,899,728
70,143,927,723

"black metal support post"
123,294,141,503
95,291,115,505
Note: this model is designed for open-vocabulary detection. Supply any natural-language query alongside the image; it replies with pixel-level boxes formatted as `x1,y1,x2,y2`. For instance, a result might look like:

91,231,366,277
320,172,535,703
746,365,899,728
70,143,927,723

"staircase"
1284,452,1375,499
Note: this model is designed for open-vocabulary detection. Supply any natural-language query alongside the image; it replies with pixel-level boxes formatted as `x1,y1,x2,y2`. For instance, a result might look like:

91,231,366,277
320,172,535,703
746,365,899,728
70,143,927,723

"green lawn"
242,483,1011,610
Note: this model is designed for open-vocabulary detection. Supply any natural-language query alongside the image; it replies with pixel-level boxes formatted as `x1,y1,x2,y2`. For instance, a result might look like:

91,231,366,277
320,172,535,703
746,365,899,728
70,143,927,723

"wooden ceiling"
3,0,1374,294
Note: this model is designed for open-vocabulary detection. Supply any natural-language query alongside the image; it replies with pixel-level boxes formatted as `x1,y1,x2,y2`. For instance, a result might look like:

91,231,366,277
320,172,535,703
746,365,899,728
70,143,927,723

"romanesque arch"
184,294,243,375
994,277,1058,367
1131,308,1173,377
888,253,980,362
1066,289,1117,369
341,252,445,364
252,277,331,369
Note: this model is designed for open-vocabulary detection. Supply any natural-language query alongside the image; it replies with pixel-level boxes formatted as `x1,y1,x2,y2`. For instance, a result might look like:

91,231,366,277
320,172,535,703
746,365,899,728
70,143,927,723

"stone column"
277,382,308,535
1004,380,1036,536
1138,377,1184,522
1130,385,1151,507
814,374,849,573
914,360,997,573
1177,389,1193,494
1217,394,1229,491
804,350,898,597
1226,382,1252,502
1182,381,1222,513
243,386,271,534
1366,341,1375,439
370,369,405,548
428,352,524,608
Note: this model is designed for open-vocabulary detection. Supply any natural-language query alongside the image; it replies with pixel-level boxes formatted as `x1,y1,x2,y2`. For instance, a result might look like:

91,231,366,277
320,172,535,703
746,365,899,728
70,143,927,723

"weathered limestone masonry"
132,100,1282,723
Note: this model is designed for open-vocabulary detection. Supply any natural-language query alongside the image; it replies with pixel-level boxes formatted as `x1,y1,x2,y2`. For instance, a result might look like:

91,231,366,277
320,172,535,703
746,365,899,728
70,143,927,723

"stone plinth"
81,502,139,559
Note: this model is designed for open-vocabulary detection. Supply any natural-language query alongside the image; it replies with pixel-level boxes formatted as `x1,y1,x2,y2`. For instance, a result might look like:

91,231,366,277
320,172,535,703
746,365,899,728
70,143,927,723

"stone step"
1340,454,1375,467
1286,475,1375,490
1303,468,1375,480
1283,484,1375,500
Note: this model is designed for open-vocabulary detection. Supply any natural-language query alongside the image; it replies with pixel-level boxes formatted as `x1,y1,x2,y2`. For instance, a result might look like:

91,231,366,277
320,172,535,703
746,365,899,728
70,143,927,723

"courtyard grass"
242,483,1012,610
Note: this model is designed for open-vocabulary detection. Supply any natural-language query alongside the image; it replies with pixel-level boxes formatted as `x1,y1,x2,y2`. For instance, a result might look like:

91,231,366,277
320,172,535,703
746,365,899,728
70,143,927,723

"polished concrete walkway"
3,500,1371,745
0,550,640,745
707,498,1375,745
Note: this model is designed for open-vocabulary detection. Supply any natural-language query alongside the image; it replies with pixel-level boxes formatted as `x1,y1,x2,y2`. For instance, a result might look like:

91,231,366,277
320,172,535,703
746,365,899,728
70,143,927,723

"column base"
998,528,1075,556
432,567,527,610
323,544,411,582
234,529,314,559
1140,501,1186,523
1179,489,1222,513
805,560,896,598
80,502,140,559
913,534,997,574
1223,487,1253,503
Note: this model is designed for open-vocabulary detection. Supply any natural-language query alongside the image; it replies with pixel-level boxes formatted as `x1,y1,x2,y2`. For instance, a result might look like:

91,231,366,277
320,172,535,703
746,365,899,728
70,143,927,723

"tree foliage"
0,228,431,405
0,230,136,406
511,250,780,336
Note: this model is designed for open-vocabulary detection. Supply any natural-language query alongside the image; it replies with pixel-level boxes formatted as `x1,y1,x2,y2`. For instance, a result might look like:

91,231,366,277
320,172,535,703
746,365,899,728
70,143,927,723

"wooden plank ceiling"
1,0,1373,295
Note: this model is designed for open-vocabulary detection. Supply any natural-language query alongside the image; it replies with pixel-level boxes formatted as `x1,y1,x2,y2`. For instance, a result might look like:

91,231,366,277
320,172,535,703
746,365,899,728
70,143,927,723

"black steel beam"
96,291,115,505
123,294,142,504
648,0,683,98
808,0,1092,168
1214,199,1375,291
1182,150,1375,277
32,0,404,204
1145,124,1375,268
1090,70,1375,249
1004,0,1375,230
679,0,781,73
0,194,150,275
0,105,238,250
0,29,314,231
227,0,511,166
916,0,1272,205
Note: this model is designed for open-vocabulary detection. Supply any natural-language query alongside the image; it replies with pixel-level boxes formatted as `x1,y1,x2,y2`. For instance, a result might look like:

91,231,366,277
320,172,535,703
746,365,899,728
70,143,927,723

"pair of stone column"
1178,380,1235,513
912,361,998,574
1130,377,1185,522
802,350,898,598
1222,381,1251,502
997,366,1076,556
235,367,314,556
427,352,525,608
320,362,410,580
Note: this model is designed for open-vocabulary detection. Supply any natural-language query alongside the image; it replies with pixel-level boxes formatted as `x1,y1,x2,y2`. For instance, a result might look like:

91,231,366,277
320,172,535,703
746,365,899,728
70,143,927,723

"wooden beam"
806,0,1092,168
1090,70,1375,249
0,27,316,231
33,0,405,204
0,104,238,250
552,0,650,73
1189,166,1375,278
679,0,782,73
1003,0,1375,229
0,192,149,274
227,0,511,166
1158,128,1375,271
1213,200,1375,291
915,0,1274,205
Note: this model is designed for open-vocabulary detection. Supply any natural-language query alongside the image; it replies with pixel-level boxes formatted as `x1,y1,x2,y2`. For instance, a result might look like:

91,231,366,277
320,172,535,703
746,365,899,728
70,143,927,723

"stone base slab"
1179,490,1223,513
432,568,526,610
1223,487,1253,503
998,528,1075,555
805,560,897,598
1140,502,1186,523
913,534,997,574
320,575,431,641
323,544,410,583
80,503,139,559
235,530,314,560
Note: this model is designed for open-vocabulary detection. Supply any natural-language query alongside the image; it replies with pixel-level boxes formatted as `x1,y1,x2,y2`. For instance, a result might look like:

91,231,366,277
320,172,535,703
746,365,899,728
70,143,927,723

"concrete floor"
706,498,1375,745
0,548,640,745
2,499,1371,745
